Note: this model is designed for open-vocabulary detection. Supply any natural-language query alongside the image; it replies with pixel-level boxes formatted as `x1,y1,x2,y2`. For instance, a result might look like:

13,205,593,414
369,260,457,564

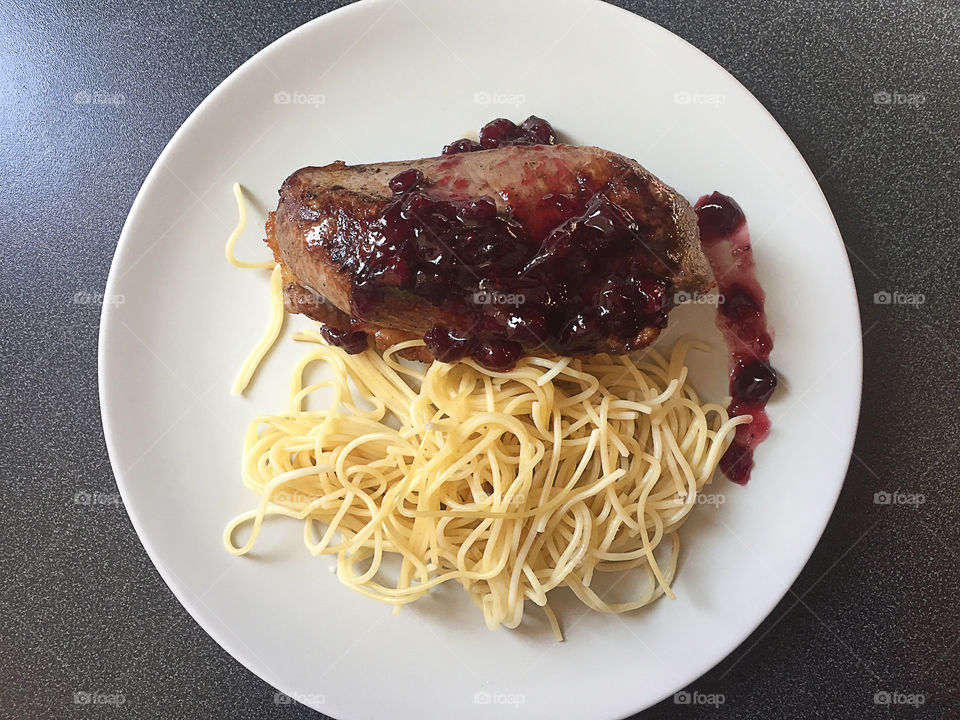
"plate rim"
98,0,863,716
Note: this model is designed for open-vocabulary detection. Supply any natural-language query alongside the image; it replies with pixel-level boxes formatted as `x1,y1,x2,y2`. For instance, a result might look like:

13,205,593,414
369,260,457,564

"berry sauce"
443,115,557,155
332,116,672,371
694,192,777,485
318,325,368,354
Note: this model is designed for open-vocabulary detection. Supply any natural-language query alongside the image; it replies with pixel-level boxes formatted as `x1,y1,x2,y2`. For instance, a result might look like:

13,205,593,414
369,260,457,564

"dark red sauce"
330,116,671,370
317,325,368,354
695,192,777,484
443,115,557,154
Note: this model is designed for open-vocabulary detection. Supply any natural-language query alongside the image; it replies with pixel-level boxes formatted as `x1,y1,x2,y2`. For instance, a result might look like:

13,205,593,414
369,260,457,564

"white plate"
99,1,862,717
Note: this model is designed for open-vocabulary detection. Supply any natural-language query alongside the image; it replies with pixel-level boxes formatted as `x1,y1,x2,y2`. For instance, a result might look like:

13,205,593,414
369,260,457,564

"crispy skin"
270,144,710,356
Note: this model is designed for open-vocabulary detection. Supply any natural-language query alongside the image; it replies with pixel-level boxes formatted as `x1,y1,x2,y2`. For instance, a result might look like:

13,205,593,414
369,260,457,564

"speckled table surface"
2,0,958,718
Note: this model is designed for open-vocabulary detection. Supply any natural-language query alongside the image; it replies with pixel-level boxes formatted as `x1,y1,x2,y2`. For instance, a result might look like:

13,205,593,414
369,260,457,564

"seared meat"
268,141,711,366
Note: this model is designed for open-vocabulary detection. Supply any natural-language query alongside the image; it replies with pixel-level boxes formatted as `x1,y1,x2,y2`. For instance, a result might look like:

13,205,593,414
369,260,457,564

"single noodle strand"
230,263,284,395
226,183,275,269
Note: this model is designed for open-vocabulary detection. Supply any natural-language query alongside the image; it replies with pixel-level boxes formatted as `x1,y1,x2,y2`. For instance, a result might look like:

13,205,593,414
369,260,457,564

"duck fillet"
266,143,711,363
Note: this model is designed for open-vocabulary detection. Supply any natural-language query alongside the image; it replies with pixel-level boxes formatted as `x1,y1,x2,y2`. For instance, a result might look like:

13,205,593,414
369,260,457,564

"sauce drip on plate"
695,192,777,484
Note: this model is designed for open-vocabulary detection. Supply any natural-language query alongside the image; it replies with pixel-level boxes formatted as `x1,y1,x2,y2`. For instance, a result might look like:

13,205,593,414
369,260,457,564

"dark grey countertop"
2,0,958,718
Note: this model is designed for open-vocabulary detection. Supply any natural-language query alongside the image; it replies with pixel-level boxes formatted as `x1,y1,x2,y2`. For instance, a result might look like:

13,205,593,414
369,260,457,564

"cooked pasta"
224,332,745,637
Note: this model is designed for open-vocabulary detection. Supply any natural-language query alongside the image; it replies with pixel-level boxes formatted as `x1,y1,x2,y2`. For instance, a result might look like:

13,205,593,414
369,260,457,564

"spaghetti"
224,333,746,636
229,263,283,395
226,182,284,395
225,183,275,270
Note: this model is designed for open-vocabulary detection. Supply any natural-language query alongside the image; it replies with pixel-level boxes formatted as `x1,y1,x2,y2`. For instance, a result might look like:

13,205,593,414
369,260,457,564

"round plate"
99,1,862,717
